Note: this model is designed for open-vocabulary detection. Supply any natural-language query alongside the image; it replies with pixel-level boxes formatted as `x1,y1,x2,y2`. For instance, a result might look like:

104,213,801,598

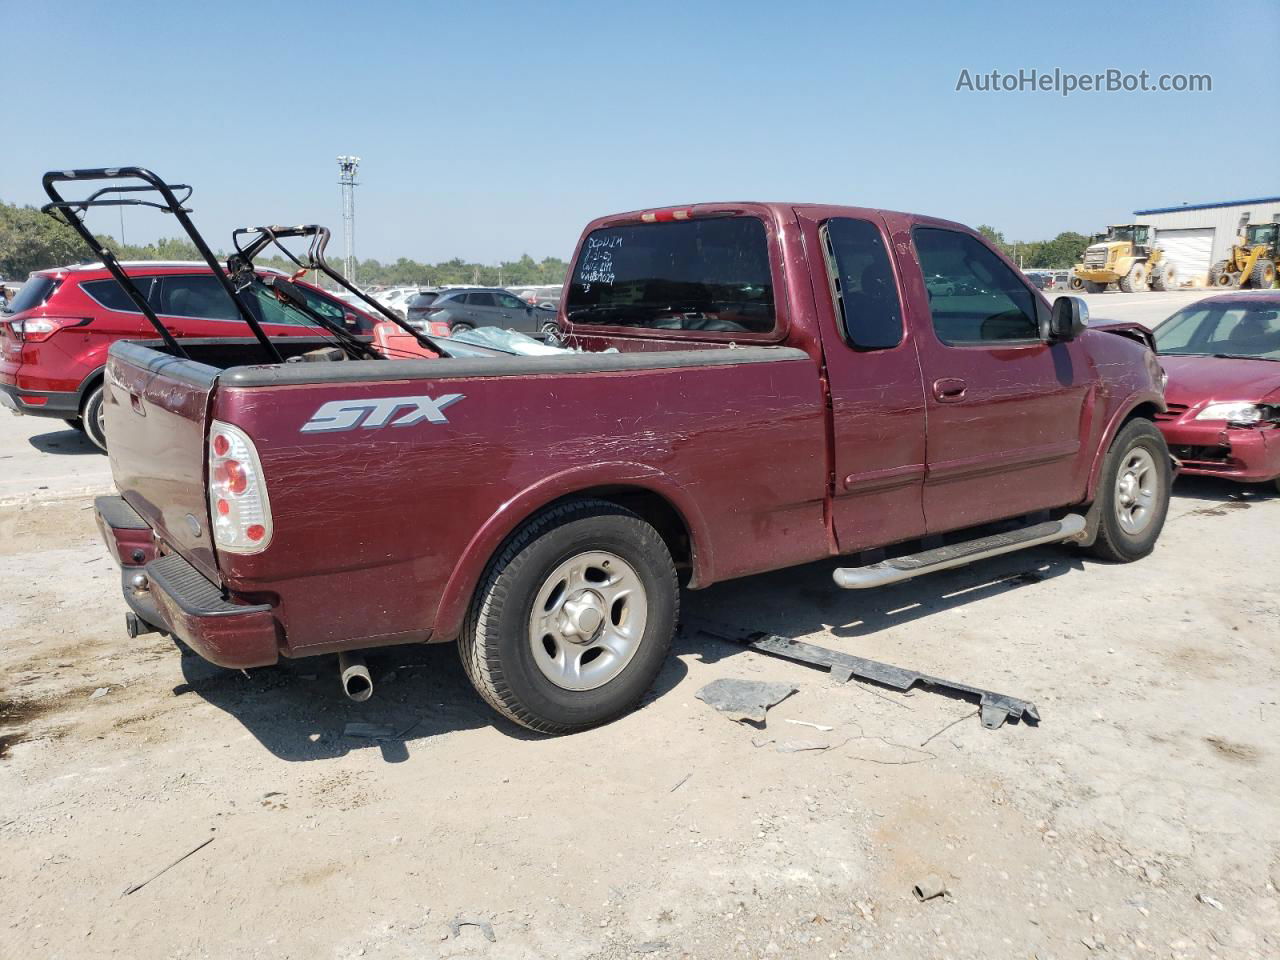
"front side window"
565,215,776,335
156,275,239,321
467,291,496,307
820,217,902,350
495,292,525,310
914,228,1039,344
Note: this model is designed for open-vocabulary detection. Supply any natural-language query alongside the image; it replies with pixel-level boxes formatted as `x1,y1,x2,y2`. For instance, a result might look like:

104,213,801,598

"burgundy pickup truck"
96,202,1171,733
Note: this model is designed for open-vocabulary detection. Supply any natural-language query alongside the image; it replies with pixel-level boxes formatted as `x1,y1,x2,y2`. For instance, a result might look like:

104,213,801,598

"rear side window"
409,292,438,308
914,228,1039,344
820,217,903,350
5,275,60,314
80,276,157,313
156,275,238,321
565,216,776,335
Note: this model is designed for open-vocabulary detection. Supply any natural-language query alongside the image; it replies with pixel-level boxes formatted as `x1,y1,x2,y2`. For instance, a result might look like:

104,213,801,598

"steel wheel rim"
529,550,647,691
95,395,105,439
1115,447,1158,535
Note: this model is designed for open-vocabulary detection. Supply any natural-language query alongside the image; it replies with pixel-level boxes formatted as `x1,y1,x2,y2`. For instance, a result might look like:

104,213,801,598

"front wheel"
81,383,107,452
459,499,678,734
1085,418,1171,562
1248,258,1276,290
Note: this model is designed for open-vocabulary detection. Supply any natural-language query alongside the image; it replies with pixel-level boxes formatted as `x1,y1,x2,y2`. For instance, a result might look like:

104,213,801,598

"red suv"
1,262,376,449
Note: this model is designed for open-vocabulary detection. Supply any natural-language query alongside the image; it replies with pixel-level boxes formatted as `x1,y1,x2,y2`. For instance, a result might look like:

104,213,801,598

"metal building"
1133,196,1280,284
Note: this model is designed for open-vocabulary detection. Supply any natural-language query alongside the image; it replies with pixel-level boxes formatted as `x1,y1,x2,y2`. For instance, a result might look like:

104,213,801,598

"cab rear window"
565,216,776,335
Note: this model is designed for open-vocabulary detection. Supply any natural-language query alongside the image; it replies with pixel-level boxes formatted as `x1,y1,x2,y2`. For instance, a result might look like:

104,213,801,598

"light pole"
337,155,360,283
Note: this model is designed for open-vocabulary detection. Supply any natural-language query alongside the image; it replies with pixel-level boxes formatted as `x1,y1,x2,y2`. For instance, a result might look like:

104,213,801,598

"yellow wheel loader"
1071,224,1174,293
1209,221,1278,290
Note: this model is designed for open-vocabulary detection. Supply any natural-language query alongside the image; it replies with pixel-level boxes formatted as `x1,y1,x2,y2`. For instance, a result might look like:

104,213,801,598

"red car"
1151,292,1280,491
0,262,377,449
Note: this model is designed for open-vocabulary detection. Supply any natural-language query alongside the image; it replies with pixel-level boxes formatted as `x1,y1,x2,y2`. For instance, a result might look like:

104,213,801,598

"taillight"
426,321,452,337
208,420,273,554
11,316,91,343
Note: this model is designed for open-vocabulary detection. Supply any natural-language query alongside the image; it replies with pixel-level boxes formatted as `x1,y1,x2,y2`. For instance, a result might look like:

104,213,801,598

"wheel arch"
76,364,107,409
1084,395,1165,501
432,463,711,642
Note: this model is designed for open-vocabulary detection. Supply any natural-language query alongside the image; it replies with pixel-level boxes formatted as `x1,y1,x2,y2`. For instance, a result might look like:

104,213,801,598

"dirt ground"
2,471,1278,960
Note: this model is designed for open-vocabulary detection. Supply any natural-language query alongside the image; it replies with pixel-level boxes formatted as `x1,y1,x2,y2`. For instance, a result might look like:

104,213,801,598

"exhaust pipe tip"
125,612,161,638
338,652,373,702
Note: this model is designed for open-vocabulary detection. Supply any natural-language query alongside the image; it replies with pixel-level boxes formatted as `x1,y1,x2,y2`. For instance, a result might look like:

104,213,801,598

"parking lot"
1,288,1277,960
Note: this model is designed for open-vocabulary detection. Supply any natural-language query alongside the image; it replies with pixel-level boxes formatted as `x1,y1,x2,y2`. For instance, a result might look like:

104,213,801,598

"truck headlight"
1195,402,1263,424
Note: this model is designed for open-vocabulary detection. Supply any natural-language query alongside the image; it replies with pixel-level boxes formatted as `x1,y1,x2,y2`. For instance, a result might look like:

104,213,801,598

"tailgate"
105,341,220,582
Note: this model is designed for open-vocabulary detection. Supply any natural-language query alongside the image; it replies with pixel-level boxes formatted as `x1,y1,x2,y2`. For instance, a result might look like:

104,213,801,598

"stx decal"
300,394,464,433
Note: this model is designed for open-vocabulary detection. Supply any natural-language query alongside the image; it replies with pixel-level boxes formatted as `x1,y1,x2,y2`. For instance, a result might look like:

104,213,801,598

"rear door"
904,223,1094,532
795,207,928,553
154,274,317,337
463,291,500,327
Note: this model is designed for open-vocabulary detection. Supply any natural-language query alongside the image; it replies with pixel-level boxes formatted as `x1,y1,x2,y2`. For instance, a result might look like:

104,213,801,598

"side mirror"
1048,295,1089,342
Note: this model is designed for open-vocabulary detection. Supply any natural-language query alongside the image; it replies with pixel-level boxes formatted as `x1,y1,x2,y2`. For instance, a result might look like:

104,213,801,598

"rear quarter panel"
213,352,828,652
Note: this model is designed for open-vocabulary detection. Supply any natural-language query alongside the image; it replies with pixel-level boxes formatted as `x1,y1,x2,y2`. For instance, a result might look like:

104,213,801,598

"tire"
539,321,561,337
1084,280,1107,293
459,499,679,734
80,383,107,452
1208,261,1233,287
1150,262,1176,291
1247,258,1276,290
1069,277,1085,291
1118,262,1146,293
451,322,475,335
1085,418,1171,563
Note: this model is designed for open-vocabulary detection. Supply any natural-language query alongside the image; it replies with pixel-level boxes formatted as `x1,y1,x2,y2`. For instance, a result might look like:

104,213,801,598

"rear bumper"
96,495,281,668
0,379,81,418
1156,421,1280,483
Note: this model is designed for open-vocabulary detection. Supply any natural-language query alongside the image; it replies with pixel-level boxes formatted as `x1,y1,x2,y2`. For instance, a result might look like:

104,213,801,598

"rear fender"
432,462,712,642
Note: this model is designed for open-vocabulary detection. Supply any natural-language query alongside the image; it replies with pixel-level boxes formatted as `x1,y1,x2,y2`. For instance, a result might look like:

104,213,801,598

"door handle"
932,378,967,402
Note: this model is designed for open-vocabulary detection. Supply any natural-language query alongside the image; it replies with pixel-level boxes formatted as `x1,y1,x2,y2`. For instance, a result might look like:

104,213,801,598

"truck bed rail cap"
221,345,811,388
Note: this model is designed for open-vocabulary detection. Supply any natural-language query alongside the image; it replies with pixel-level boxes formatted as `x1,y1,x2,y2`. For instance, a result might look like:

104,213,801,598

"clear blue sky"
3,0,1276,264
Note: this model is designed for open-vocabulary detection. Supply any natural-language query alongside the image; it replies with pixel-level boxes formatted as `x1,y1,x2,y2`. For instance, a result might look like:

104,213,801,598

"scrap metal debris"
121,835,215,896
690,620,1039,730
695,678,796,724
912,874,947,902
447,916,497,942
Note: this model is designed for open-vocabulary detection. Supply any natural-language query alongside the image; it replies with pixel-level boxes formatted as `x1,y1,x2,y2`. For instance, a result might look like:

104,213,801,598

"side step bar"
833,514,1087,590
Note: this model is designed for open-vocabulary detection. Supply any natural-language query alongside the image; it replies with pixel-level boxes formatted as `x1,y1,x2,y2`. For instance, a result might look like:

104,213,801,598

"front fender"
431,461,712,642
1084,388,1167,500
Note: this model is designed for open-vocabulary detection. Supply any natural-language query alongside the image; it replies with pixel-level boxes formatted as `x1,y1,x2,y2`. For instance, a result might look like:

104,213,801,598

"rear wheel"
451,322,475,335
80,383,107,452
1086,418,1171,562
459,499,678,734
1208,261,1233,287
1069,276,1085,291
1118,262,1146,293
1248,258,1276,290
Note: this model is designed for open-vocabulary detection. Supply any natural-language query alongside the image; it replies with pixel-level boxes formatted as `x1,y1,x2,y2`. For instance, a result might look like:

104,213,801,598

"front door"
906,225,1094,533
